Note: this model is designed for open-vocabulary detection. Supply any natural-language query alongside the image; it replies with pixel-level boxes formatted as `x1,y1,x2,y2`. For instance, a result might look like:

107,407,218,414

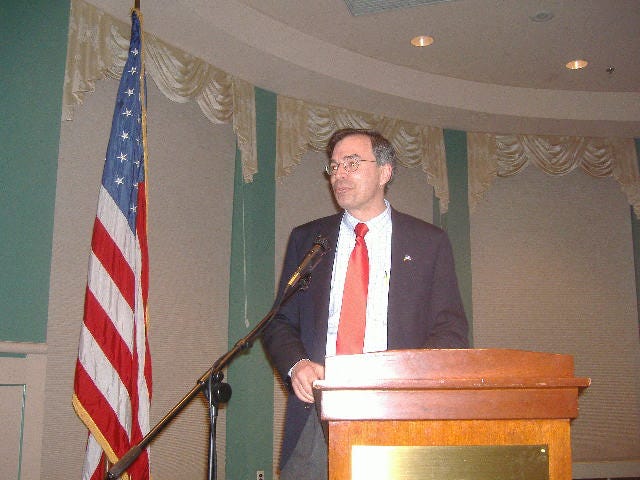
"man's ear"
379,163,393,187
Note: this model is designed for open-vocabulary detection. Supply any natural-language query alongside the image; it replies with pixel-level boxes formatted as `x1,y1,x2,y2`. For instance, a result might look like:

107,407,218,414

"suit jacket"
261,208,468,468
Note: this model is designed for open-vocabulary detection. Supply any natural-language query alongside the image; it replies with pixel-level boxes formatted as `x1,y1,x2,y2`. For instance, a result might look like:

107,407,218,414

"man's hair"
326,128,397,172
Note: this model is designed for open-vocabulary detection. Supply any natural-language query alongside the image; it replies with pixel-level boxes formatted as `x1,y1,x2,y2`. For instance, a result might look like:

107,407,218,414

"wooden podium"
314,349,590,480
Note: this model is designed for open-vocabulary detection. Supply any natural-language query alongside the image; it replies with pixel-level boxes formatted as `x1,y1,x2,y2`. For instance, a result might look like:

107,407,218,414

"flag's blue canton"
101,10,144,232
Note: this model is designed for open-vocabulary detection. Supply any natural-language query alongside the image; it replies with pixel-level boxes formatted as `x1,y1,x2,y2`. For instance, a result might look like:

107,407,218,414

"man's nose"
334,163,349,178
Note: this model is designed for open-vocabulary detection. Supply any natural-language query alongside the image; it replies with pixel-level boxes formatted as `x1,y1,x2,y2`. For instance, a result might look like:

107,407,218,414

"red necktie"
336,222,369,354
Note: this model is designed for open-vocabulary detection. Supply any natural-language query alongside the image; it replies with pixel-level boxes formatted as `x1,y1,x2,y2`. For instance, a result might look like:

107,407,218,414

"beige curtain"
468,133,640,216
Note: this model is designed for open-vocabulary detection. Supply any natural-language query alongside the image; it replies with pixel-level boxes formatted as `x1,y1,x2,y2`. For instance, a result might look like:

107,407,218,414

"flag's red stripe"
77,293,151,475
90,454,105,480
74,362,131,456
83,288,135,394
129,327,143,447
126,446,150,479
137,182,149,307
124,310,150,480
144,338,152,400
91,217,135,309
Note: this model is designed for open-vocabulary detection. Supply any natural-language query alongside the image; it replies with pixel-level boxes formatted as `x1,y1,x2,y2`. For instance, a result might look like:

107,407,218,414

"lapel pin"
403,254,413,262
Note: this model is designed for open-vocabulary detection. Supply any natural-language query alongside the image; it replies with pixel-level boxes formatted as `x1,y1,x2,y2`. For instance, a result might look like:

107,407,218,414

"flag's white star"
117,152,127,162
131,48,138,56
129,66,137,75
134,159,141,167
115,176,125,185
125,88,135,96
130,205,137,213
120,131,129,141
122,108,133,117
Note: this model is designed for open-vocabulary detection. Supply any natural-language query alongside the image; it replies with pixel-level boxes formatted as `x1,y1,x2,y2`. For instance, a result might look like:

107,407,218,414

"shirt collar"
342,199,391,233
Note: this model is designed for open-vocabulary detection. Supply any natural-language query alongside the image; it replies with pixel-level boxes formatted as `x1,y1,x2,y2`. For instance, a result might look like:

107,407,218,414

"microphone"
286,235,329,289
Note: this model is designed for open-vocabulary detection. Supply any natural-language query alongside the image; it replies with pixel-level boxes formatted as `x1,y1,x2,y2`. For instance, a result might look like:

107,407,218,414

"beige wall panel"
0,353,46,480
470,167,640,468
0,383,22,479
44,78,234,479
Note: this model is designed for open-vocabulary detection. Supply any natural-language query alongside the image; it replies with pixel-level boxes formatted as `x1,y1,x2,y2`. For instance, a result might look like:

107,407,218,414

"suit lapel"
387,209,411,348
309,214,341,360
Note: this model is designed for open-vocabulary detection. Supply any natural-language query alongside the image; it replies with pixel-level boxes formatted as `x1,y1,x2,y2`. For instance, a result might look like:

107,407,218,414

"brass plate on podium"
351,444,549,480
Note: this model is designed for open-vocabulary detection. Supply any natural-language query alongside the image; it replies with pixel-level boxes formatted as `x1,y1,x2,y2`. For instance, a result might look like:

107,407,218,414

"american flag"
72,9,152,480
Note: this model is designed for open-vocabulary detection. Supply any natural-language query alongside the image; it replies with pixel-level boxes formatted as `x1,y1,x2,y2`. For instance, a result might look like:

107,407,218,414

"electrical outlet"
256,470,265,480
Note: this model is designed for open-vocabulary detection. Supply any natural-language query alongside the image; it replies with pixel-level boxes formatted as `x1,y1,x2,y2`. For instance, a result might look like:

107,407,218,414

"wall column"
443,129,473,344
226,88,277,479
0,0,67,342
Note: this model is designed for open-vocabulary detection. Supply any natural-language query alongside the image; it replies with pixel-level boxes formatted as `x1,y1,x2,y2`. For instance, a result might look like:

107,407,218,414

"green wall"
0,1,69,342
443,129,474,344
226,88,276,479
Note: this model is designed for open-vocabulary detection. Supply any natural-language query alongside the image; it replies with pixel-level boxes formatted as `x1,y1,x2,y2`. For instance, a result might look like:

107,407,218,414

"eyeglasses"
324,156,378,176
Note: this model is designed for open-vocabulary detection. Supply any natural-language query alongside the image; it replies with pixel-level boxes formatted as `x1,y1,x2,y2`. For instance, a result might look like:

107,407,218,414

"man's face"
329,134,392,221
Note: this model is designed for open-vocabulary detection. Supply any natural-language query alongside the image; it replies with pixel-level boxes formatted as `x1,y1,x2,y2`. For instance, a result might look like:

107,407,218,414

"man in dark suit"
262,128,469,479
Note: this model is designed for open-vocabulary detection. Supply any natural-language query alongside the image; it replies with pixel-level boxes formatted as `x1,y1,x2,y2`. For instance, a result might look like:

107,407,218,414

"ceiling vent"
343,0,457,16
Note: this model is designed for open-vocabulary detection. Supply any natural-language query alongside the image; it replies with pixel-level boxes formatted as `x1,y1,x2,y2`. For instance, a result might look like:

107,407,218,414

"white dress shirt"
325,201,392,356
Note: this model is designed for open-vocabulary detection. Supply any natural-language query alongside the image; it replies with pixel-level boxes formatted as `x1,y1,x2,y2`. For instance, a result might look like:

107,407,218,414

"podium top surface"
316,349,590,390
315,349,590,421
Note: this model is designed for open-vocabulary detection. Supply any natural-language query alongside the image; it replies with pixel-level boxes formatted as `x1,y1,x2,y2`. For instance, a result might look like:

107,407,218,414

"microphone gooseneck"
286,235,329,289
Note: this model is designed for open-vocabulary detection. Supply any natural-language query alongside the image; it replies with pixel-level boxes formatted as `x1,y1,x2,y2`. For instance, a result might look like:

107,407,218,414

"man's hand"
290,359,325,403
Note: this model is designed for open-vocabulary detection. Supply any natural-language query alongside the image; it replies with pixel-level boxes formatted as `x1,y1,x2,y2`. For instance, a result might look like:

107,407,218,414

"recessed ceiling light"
566,59,588,70
411,35,434,47
530,11,554,22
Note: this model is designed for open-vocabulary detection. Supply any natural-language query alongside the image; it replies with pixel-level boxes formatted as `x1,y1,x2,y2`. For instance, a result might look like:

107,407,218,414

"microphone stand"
106,273,312,480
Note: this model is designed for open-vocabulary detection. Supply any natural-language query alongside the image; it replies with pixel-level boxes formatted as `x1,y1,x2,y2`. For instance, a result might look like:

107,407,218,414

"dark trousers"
280,411,328,480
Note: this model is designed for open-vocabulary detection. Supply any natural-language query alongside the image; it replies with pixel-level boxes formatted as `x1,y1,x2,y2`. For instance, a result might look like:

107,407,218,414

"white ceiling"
90,0,640,137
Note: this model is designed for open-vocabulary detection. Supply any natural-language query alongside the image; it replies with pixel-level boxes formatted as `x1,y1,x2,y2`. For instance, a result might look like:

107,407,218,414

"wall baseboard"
0,341,47,355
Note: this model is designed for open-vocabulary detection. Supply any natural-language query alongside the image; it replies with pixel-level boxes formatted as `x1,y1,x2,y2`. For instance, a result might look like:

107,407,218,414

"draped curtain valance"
468,133,640,216
63,0,257,182
276,95,450,212
64,0,639,216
